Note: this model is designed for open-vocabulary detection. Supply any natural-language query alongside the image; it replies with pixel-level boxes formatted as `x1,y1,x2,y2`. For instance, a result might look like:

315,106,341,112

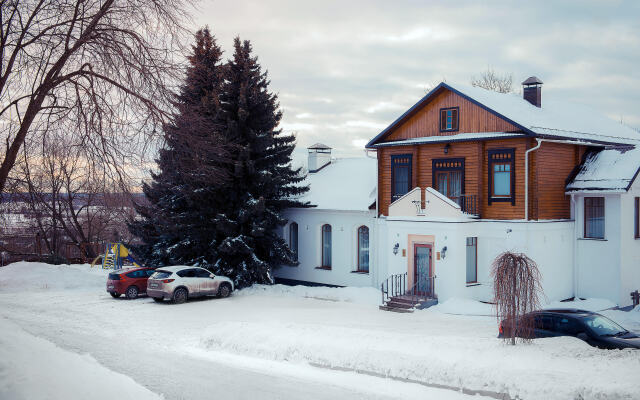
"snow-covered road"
0,263,484,400
1,262,639,400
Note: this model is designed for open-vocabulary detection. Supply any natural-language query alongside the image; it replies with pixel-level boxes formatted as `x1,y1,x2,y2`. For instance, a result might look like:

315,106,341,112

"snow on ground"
0,319,161,400
428,297,495,316
238,283,381,305
1,262,640,400
543,297,618,312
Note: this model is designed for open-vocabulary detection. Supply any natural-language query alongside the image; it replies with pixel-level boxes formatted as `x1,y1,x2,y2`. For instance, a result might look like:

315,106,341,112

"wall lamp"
443,143,451,154
393,243,399,255
441,246,448,259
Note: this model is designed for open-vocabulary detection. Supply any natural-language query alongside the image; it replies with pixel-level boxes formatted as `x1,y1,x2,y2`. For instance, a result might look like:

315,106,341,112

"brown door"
413,244,433,296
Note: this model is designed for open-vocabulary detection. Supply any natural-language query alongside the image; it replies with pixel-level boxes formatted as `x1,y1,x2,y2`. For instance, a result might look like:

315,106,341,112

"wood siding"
385,90,519,141
377,138,584,220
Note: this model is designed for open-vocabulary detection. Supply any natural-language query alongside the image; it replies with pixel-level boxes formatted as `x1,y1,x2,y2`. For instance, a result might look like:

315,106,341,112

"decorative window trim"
439,107,460,132
584,197,605,239
635,197,639,239
488,148,516,205
391,154,412,203
432,158,466,196
321,224,332,269
356,225,370,273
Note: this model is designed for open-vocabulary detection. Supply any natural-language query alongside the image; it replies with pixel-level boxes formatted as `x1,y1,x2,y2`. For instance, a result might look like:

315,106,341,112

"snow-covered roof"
372,132,528,147
308,143,332,150
566,146,640,192
367,82,640,147
298,157,376,211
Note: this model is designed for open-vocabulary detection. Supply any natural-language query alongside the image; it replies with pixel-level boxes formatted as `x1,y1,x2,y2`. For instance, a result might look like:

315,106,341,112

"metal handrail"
381,273,437,305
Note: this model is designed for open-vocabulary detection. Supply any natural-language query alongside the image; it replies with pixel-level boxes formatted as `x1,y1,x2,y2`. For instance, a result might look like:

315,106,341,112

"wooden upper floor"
367,83,596,220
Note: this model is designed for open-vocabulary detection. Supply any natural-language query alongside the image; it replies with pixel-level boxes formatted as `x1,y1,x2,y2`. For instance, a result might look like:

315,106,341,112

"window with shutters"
440,107,459,132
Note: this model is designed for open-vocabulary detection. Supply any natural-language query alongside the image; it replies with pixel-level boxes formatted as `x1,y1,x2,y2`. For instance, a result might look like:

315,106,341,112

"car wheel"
152,297,164,303
218,283,232,298
110,292,120,298
125,286,139,299
172,288,188,304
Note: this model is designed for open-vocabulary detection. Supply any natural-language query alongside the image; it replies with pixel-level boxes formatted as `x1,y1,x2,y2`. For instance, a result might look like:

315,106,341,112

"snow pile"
0,320,161,400
197,320,640,400
0,262,107,292
428,297,495,316
603,306,640,333
238,284,380,305
543,297,618,312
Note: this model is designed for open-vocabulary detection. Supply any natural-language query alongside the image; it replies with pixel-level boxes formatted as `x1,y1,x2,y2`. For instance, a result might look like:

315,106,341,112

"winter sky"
195,0,640,162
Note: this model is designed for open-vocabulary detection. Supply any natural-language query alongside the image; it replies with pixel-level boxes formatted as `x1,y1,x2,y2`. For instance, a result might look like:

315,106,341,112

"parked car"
146,266,234,304
499,309,640,350
106,267,156,299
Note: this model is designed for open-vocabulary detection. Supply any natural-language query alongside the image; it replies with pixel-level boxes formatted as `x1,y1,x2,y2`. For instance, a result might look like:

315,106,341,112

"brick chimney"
522,76,543,108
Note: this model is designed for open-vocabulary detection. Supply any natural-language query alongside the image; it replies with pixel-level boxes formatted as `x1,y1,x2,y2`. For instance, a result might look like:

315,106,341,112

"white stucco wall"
619,178,640,306
274,209,377,287
378,218,574,303
573,193,623,305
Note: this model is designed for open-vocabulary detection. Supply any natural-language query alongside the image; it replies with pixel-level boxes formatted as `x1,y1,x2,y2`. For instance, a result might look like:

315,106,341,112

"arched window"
357,226,369,272
321,224,332,269
289,222,298,261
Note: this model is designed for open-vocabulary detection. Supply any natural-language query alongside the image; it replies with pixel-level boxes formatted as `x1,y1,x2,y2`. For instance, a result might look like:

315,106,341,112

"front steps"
379,295,438,313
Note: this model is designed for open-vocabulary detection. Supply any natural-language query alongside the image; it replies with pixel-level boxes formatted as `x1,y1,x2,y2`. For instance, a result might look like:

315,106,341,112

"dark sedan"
499,309,640,350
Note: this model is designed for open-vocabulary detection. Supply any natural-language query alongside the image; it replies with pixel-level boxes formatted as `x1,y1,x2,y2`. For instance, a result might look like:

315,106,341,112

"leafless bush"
491,251,543,345
471,68,514,93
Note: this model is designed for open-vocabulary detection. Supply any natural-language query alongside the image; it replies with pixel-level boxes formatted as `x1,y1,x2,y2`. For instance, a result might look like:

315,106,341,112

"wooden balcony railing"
449,194,479,217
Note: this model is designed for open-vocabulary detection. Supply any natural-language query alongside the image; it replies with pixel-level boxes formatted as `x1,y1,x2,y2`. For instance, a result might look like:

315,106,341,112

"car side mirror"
210,274,215,279
576,332,589,341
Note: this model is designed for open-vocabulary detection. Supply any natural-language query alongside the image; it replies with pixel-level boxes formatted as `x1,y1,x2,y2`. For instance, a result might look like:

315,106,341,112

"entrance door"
413,244,433,297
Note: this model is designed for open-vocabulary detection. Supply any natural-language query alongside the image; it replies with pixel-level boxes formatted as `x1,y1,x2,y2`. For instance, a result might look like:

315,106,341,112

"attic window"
440,107,459,132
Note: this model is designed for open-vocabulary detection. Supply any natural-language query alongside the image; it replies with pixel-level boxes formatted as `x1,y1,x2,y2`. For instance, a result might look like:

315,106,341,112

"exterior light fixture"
393,243,399,255
441,246,448,259
443,143,451,154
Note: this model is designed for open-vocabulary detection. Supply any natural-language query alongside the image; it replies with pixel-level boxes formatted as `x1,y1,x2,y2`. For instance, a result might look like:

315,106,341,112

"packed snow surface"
237,283,381,305
0,319,162,400
2,262,640,400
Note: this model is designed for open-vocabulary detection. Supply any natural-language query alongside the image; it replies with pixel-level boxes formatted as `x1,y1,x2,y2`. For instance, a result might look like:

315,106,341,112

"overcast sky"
194,0,640,162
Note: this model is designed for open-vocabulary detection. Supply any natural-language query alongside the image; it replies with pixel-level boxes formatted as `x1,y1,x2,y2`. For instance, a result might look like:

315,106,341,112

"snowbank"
238,284,380,305
196,320,640,400
428,297,495,316
543,297,618,312
0,320,161,400
0,262,107,292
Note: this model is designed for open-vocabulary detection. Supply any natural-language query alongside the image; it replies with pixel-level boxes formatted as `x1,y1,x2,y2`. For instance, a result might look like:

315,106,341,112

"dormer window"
440,107,459,132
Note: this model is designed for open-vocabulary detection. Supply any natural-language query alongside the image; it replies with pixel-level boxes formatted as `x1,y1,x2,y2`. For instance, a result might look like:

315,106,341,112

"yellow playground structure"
92,243,142,270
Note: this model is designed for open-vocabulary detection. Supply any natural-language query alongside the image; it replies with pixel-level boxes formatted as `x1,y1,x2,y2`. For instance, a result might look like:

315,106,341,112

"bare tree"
491,252,543,345
0,0,194,194
471,67,514,93
15,132,138,261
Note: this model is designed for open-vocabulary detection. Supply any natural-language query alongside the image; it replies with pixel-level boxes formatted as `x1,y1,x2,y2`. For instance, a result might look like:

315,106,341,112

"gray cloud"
193,0,640,158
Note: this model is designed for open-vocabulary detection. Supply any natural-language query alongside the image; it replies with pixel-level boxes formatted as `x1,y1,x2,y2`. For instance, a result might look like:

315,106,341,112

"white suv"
147,266,234,304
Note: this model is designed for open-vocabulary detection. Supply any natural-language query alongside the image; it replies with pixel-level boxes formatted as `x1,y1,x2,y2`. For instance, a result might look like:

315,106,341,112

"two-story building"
278,78,640,308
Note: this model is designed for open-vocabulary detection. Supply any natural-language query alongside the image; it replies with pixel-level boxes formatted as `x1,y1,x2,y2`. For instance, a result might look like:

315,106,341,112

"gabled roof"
297,157,376,211
366,82,640,148
566,145,640,192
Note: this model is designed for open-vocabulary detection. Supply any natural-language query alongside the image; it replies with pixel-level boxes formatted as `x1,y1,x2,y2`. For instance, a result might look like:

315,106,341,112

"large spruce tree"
129,28,229,267
131,32,309,288
210,37,309,287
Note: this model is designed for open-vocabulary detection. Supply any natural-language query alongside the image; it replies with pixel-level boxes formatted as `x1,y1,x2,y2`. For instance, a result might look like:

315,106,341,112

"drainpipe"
525,139,543,221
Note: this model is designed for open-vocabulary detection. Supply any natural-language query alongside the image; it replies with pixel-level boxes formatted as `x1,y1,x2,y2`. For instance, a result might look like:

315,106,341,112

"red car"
106,267,156,299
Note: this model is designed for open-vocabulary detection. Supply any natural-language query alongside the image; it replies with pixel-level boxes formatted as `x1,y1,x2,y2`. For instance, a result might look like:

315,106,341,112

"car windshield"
151,270,172,279
581,315,627,336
